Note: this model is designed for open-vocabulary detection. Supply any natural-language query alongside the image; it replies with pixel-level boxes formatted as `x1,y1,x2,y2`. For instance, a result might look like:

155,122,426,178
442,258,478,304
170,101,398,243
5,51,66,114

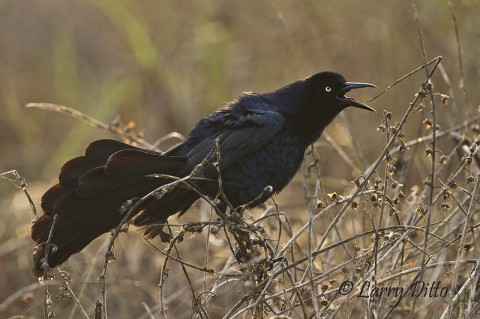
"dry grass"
1,1,480,318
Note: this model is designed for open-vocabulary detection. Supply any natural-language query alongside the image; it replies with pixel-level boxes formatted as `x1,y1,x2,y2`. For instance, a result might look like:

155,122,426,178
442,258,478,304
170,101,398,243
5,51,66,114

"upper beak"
338,82,377,112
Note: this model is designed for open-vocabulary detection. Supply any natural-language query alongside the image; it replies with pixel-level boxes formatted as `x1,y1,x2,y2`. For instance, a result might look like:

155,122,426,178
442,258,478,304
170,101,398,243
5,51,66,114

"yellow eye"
325,86,332,92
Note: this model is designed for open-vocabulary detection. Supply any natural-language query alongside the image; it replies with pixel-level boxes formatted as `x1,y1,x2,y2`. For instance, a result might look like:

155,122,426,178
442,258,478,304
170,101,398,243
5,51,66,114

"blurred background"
0,0,479,318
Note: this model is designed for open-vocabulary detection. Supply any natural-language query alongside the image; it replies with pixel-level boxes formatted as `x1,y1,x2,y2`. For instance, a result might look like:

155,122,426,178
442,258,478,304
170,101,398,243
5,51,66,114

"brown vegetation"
1,1,480,318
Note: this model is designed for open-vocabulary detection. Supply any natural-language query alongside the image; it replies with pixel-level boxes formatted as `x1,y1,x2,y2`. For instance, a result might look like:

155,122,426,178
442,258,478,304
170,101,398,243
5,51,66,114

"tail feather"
58,139,142,187
84,139,143,161
75,168,148,199
132,188,198,226
104,150,185,178
31,214,54,242
31,139,195,277
58,157,94,187
33,187,152,277
41,184,70,215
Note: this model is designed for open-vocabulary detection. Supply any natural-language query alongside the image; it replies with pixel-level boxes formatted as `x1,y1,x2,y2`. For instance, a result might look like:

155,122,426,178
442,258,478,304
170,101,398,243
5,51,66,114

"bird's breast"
220,130,306,207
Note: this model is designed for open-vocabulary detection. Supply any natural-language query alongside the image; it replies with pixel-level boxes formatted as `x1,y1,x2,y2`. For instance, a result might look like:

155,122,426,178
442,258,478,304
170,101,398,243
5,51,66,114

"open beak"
338,82,377,112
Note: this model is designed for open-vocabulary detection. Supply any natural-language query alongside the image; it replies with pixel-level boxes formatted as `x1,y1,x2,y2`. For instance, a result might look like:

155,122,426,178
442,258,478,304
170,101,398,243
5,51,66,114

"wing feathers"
104,150,186,178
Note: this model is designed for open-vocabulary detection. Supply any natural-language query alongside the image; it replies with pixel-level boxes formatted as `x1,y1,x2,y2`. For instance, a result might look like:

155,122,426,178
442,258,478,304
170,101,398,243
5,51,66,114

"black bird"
31,72,375,276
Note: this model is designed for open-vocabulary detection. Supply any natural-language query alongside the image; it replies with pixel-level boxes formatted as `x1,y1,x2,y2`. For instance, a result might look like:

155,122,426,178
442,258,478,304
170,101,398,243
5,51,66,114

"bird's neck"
262,79,341,144
284,109,338,146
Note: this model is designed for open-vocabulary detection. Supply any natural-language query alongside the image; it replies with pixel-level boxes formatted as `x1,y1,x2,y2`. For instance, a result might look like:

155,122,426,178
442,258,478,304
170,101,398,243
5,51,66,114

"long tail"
31,139,196,277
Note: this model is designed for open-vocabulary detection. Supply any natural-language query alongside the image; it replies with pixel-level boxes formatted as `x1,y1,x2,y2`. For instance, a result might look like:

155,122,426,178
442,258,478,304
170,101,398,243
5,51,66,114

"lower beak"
338,82,376,112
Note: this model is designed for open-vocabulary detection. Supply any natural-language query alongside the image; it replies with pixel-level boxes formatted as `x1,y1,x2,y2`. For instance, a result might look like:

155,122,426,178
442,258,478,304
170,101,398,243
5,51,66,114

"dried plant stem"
444,174,480,318
450,2,471,113
411,1,438,316
315,56,442,263
97,174,194,319
42,214,58,319
367,56,441,103
25,103,158,150
307,179,322,318
57,270,90,319
0,170,38,221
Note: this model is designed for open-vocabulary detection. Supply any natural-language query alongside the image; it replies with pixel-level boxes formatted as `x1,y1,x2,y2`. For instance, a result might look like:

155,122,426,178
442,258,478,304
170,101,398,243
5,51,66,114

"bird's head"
275,71,376,143
308,71,376,113
261,71,376,143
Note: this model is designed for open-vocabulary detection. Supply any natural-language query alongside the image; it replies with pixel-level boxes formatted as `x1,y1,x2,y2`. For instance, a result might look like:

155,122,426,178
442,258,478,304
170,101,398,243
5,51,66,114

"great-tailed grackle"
31,72,375,277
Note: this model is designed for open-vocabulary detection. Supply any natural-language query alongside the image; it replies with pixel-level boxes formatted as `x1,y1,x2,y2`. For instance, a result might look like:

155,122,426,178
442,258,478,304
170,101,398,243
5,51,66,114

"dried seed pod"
467,175,475,184
351,201,358,211
440,94,450,107
423,118,432,128
440,155,447,165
